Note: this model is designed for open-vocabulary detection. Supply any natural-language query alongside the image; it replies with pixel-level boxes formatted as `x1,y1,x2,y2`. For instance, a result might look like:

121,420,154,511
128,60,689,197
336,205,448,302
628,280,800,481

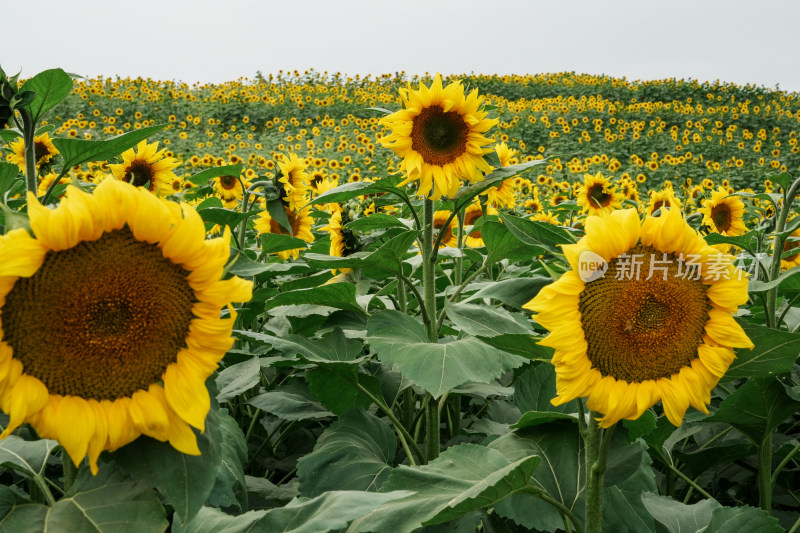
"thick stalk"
766,177,800,326
582,414,613,533
421,199,440,461
20,110,38,195
759,432,773,513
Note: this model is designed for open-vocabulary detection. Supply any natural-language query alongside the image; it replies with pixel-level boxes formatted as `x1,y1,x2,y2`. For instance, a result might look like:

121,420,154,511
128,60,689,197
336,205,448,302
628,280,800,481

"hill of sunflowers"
0,69,799,533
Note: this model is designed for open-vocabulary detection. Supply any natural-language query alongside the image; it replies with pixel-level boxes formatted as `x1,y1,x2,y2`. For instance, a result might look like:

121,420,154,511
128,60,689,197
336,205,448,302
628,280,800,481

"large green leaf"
367,310,527,398
111,405,224,524
708,377,800,443
724,322,800,380
189,164,243,186
641,493,720,533
248,385,334,421
235,328,364,364
306,365,383,415
171,507,266,533
207,410,248,512
216,357,262,403
265,283,365,315
462,276,552,308
304,230,419,278
491,423,656,533
297,409,396,496
482,221,547,264
499,212,577,253
444,301,535,337
53,124,168,170
703,505,783,532
476,333,553,360
451,159,546,204
306,175,403,207
345,213,411,231
20,68,73,123
349,444,541,533
0,435,57,478
7,462,168,533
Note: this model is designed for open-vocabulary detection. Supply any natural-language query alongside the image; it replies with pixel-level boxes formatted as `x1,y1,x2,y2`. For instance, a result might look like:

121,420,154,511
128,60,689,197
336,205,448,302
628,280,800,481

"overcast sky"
4,0,800,92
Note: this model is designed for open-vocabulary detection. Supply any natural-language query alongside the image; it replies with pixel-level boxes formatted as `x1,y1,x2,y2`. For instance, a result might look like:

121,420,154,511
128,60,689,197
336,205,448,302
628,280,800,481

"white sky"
5,0,800,92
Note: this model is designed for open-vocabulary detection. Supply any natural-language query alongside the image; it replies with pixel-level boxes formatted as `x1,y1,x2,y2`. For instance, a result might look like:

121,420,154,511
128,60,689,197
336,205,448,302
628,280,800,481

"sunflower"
482,142,519,208
277,153,311,211
109,140,180,196
576,172,624,216
253,206,314,260
320,208,357,274
0,179,252,473
524,207,752,427
463,203,497,248
646,188,681,216
698,187,747,237
6,133,59,172
433,210,458,248
531,211,560,225
379,74,498,200
213,175,245,207
37,173,71,198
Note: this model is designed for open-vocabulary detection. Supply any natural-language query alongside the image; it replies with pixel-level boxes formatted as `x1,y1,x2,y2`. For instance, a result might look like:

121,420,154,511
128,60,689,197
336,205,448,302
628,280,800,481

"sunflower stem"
766,176,800,328
20,109,38,196
758,432,773,513
421,199,441,461
521,485,584,533
582,413,612,533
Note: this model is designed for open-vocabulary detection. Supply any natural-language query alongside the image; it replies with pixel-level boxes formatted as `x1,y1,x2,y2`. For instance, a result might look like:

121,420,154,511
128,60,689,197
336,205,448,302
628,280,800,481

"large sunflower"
576,172,623,216
6,133,59,172
109,140,180,196
379,74,498,201
698,187,747,236
253,206,315,260
524,207,752,427
0,179,252,473
277,153,311,211
320,208,357,273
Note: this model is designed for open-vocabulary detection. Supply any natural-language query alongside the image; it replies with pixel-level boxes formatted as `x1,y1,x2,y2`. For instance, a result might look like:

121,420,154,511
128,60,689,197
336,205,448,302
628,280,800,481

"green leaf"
306,175,403,207
198,208,250,229
703,505,783,532
171,507,266,533
704,231,760,251
463,276,552,308
216,357,262,403
260,234,310,255
445,301,534,337
708,377,800,443
482,221,548,264
266,198,292,235
500,212,576,253
207,410,248,512
265,283,365,315
259,490,412,533
0,435,57,477
513,363,577,415
0,163,20,196
345,213,411,231
20,68,73,123
53,124,168,170
235,328,364,364
189,164,243,186
748,265,800,292
640,493,720,533
45,461,167,533
476,333,553,360
307,365,383,415
452,160,546,204
111,404,224,524
511,411,576,429
349,444,541,533
367,310,527,398
623,411,658,441
304,230,419,278
225,251,282,276
248,386,334,421
673,439,755,478
297,409,396,496
724,322,800,379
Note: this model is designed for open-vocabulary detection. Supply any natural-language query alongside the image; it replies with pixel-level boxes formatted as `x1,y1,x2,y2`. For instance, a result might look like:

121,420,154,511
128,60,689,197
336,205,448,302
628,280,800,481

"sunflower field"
0,66,799,532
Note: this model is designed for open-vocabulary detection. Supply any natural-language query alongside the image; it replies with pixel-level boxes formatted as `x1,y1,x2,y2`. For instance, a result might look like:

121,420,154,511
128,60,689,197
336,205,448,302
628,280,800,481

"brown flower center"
579,244,709,382
123,160,155,188
410,105,469,166
1,228,196,400
587,183,612,207
219,175,238,190
711,204,732,232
